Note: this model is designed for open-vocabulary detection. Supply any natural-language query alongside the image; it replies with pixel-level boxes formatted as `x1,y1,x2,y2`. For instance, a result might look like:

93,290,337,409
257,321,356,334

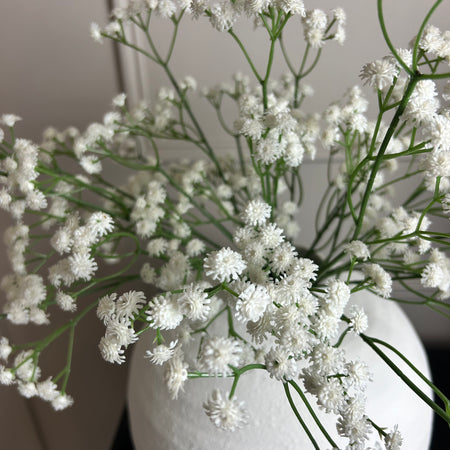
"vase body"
127,289,433,449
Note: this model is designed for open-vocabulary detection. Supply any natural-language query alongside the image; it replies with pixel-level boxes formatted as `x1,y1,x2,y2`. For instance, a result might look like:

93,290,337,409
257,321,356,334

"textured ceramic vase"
127,289,433,449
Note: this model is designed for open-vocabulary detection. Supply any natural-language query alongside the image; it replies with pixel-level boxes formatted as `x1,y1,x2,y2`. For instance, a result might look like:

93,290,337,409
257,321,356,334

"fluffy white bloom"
317,377,345,414
362,263,392,298
55,291,77,312
99,336,125,364
37,378,59,401
209,2,238,32
343,240,370,261
164,353,188,399
140,263,156,284
90,22,103,43
385,424,403,450
203,389,248,431
115,290,146,321
241,199,271,227
112,93,126,107
185,238,205,257
204,247,247,282
234,283,271,322
0,365,15,385
68,250,98,281
87,212,114,237
146,294,183,330
52,394,74,411
179,284,211,321
348,305,368,334
259,223,284,248
145,340,178,365
1,114,21,127
360,57,399,90
199,336,242,375
80,155,102,174
96,293,117,324
0,338,12,361
265,346,298,381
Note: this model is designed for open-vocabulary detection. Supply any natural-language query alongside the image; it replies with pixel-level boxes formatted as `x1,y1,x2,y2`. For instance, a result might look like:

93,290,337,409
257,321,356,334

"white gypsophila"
0,337,12,361
115,290,146,321
426,114,450,152
50,228,74,254
265,346,298,381
1,114,21,128
234,283,272,322
203,247,247,282
348,305,368,335
270,242,298,274
384,425,403,450
203,389,248,431
209,1,238,32
87,212,114,237
146,294,183,330
179,284,211,322
72,225,98,251
360,57,399,91
96,293,117,324
314,310,340,340
324,279,351,317
36,378,59,401
98,336,125,364
343,240,370,261
164,352,188,399
241,199,271,227
55,291,77,312
80,155,102,174
405,79,439,123
112,93,126,108
258,223,285,248
309,343,345,375
51,393,74,411
199,336,242,375
105,319,138,347
145,340,178,365
0,365,15,385
345,360,372,391
362,263,392,298
68,250,98,281
90,22,104,43
140,263,156,284
17,382,38,399
316,376,345,414
157,252,191,291
146,237,168,256
185,238,205,257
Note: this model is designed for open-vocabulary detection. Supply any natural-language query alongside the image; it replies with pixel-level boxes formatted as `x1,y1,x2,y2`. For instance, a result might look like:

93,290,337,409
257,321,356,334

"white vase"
127,289,433,449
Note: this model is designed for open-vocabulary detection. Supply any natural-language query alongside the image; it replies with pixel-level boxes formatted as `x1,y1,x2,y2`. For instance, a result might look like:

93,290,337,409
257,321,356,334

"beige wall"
0,1,127,449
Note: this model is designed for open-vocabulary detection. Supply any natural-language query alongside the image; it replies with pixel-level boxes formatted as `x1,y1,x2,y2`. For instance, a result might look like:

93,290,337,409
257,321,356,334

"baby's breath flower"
203,247,247,282
203,389,248,431
199,336,242,375
164,352,188,399
146,294,183,330
145,340,178,365
241,199,271,227
360,57,399,91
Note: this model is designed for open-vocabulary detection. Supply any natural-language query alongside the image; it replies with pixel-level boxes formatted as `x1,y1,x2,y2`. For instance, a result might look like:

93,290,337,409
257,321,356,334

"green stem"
283,383,320,450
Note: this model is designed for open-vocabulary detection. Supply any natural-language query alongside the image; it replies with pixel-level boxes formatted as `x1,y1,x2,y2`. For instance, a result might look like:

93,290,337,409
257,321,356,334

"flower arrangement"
0,0,449,448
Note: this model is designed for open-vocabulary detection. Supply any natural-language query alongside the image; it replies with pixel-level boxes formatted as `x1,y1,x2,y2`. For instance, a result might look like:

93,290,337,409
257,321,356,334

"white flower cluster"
97,290,146,364
0,136,46,220
0,341,73,411
133,198,375,445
